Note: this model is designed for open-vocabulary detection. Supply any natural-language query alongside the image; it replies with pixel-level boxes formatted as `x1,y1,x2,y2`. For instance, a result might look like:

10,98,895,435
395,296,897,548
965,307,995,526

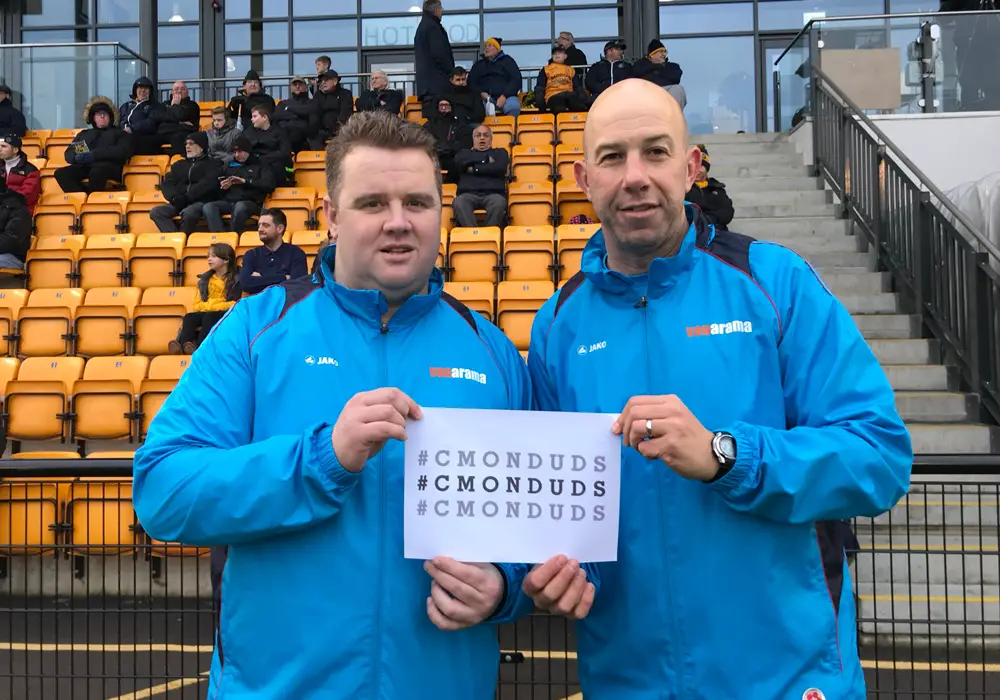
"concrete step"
697,132,787,144
729,189,832,207
870,339,937,364
698,141,798,156
763,235,859,254
735,202,839,219
853,582,1000,639
883,364,953,391
863,489,1000,529
908,424,997,453
798,251,872,268
896,391,973,423
733,217,849,237
711,164,812,178
838,293,901,314
722,176,823,192
855,532,1000,585
820,270,891,294
713,153,802,167
853,314,918,339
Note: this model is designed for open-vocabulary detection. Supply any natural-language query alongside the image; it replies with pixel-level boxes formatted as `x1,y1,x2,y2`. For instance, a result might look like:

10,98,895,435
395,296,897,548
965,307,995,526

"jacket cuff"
486,563,533,624
311,423,360,492
705,423,761,499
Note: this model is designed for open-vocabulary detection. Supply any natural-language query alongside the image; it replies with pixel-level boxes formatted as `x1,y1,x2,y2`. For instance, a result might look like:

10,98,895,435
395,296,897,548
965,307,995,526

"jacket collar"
317,243,445,329
580,203,712,300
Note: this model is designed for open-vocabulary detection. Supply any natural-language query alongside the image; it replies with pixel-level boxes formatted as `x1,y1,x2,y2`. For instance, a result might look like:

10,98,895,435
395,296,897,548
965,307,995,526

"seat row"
444,280,555,353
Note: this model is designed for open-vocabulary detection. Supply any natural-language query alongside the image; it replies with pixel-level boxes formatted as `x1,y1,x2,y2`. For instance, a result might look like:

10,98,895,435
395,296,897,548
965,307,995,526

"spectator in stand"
357,71,403,115
423,97,469,182
633,40,686,109
442,67,485,127
453,125,508,227
415,0,455,118
0,134,40,214
274,77,318,154
207,106,240,163
469,37,522,117
536,44,588,115
120,76,167,156
169,242,242,355
310,55,331,96
685,144,734,230
150,131,223,235
203,135,275,233
238,208,307,295
0,86,26,138
227,70,275,130
586,40,633,103
54,96,133,194
157,81,201,156
555,32,588,73
0,178,32,271
245,103,293,187
309,70,354,150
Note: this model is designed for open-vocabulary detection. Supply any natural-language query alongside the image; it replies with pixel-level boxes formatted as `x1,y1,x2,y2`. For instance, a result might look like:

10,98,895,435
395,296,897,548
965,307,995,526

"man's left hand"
612,395,719,481
424,557,504,631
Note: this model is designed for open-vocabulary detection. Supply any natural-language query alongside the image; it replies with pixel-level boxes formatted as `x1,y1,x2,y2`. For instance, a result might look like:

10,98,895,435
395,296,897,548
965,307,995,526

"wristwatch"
707,431,737,483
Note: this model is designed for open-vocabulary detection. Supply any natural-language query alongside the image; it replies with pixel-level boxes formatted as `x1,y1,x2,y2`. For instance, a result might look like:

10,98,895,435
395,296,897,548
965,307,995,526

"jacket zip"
374,320,389,699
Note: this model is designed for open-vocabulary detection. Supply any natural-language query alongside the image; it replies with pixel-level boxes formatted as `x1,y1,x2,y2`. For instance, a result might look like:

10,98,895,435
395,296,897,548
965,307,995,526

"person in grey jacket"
207,106,240,163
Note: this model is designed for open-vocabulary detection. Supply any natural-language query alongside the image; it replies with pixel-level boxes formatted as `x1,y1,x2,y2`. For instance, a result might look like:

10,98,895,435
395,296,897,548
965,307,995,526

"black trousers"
545,92,588,114
179,310,227,346
54,163,122,193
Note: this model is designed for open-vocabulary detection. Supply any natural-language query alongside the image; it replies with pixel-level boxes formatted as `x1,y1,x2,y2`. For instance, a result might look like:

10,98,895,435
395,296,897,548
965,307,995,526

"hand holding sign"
612,395,717,482
423,557,504,631
332,388,423,473
523,555,595,619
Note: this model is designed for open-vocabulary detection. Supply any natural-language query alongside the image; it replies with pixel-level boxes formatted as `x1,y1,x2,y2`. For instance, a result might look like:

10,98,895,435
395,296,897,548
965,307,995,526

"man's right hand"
522,555,595,619
331,388,423,473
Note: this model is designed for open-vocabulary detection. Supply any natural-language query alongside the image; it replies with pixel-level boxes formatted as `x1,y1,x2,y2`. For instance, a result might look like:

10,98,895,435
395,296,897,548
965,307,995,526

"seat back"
503,226,555,282
147,354,192,380
443,282,495,321
448,227,502,283
496,280,555,350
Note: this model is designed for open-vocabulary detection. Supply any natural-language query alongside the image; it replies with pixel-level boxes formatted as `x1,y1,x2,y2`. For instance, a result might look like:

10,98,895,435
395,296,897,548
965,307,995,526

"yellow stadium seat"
443,282,494,321
123,155,170,193
555,144,584,183
74,287,141,357
0,480,62,553
483,116,515,142
181,232,239,285
497,280,554,351
511,145,554,183
66,479,137,553
129,233,185,288
71,356,149,441
442,183,457,206
77,234,135,290
28,157,48,170
44,132,78,160
86,451,136,458
0,290,28,357
33,192,86,238
437,228,448,269
294,151,327,191
0,357,20,395
557,112,587,145
236,230,263,263
138,354,191,438
25,235,84,290
516,113,556,147
291,230,327,271
503,226,555,282
507,182,554,227
125,192,167,233
11,451,79,458
4,356,85,442
557,182,597,224
16,288,84,357
266,187,317,231
557,223,600,281
79,191,131,237
448,227,501,283
133,287,196,356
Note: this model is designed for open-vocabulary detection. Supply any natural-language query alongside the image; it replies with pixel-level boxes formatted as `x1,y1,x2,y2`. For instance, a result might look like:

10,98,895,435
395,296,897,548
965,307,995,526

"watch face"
718,435,737,461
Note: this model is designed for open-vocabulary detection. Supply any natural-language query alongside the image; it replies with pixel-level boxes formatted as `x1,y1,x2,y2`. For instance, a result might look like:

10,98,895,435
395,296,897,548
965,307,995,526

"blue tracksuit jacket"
133,245,535,699
528,207,913,699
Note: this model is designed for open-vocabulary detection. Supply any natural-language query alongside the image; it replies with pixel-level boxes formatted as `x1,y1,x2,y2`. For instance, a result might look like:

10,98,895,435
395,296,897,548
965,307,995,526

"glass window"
484,0,548,7
758,0,885,31
504,43,555,73
225,0,288,20
158,56,199,82
662,36,756,134
263,53,289,76
226,54,251,77
225,21,289,51
572,40,605,67
890,0,939,11
158,24,198,48
225,23,251,51
361,13,479,47
293,51,358,75
293,19,358,48
296,0,359,13
158,0,199,22
484,11,550,42
96,0,138,23
555,8,620,39
261,21,289,50
21,0,91,26
21,28,82,43
97,26,138,49
659,2,753,35
363,0,478,10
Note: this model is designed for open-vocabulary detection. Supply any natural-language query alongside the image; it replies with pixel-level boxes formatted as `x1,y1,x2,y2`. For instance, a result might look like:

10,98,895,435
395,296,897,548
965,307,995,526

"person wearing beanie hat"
684,143,734,230
119,76,169,155
633,38,687,108
226,68,276,130
0,133,40,214
309,69,354,150
150,129,224,235
468,36,523,116
584,38,633,102
202,132,276,232
0,85,26,139
274,76,320,153
54,95,133,193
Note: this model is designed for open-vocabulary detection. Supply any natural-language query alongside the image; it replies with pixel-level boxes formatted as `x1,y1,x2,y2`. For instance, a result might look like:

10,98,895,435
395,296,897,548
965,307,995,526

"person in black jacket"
415,0,455,118
685,145,734,230
227,70,276,130
203,134,276,233
357,71,404,115
441,67,485,127
469,37,522,116
452,125,509,227
423,97,470,182
0,86,27,139
120,76,167,155
54,96,134,193
149,131,223,234
158,81,201,156
274,77,319,153
309,70,354,151
555,32,588,73
586,40,634,103
633,40,686,109
0,179,31,270
245,102,293,187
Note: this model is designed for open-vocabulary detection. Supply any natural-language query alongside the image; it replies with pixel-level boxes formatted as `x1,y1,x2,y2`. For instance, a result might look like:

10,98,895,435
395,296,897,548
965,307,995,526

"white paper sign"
403,407,621,564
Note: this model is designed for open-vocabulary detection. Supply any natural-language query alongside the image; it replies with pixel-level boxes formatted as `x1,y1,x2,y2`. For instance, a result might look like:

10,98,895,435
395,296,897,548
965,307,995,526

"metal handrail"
157,65,587,86
0,41,150,66
773,8,1000,66
810,63,1000,263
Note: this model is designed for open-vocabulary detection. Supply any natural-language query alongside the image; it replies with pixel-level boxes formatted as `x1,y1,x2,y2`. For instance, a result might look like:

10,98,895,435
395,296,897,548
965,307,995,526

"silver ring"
645,419,654,440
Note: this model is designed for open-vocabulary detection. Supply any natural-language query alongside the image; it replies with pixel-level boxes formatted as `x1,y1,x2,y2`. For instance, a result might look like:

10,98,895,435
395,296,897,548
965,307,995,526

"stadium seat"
483,116,515,150
125,192,167,234
74,287,141,357
556,182,597,224
123,155,169,192
16,288,84,357
0,480,62,553
0,290,28,356
557,223,600,280
437,228,448,269
503,226,555,281
556,113,587,145
516,113,556,147
86,451,136,458
43,130,79,160
25,235,84,290
507,182,554,227
444,281,494,321
0,357,20,395
291,230,327,270
181,232,239,285
265,187,317,231
79,191,131,237
133,287,196,356
236,230,264,264
4,356,85,442
65,479,137,553
294,151,326,191
555,144,584,182
33,192,86,238
77,234,135,290
448,227,501,283
497,280,555,351
138,354,191,438
129,233,185,288
511,145,554,183
71,355,149,441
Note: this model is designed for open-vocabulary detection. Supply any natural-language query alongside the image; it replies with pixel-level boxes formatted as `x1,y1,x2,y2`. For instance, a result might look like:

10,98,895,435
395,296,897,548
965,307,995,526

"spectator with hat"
469,37,522,116
120,76,168,156
441,67,486,127
203,134,276,233
555,32,588,73
150,131,224,235
535,44,588,115
423,97,470,181
0,134,40,214
357,71,404,116
54,96,133,194
634,39,686,109
586,40,633,102
0,86,26,138
0,177,32,271
309,70,354,150
415,0,455,118
274,77,319,154
685,144,734,230
227,70,276,131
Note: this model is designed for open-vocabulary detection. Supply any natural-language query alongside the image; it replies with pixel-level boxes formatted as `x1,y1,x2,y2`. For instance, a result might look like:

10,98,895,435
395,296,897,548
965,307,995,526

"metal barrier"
0,457,996,699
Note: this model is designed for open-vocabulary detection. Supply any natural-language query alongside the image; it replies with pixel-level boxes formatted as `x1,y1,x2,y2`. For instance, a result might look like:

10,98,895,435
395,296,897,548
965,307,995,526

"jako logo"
577,341,608,355
429,366,487,384
686,320,754,337
304,355,339,366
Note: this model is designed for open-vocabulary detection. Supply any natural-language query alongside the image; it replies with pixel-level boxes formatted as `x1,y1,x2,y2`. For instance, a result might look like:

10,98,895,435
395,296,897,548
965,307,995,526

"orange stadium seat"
73,287,141,357
133,287,196,356
516,113,556,147
138,354,192,439
556,181,597,224
0,290,28,357
507,182,554,227
555,144,584,182
444,282,494,321
123,155,170,192
294,151,326,191
497,280,554,351
483,116,515,150
129,233,185,288
0,479,62,553
25,235,84,290
503,226,555,281
511,145,554,183
0,357,20,395
437,227,448,269
181,232,239,285
448,227,501,283
33,192,86,238
71,355,149,441
557,112,587,145
236,230,264,265
291,230,327,270
125,192,167,233
266,187,317,231
79,191,131,237
4,356,85,442
66,479,138,553
557,223,600,280
16,288,84,357
77,234,135,290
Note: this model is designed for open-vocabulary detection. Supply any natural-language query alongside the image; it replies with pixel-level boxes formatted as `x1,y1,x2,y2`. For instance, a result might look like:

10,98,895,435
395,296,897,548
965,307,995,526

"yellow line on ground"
105,672,208,700
859,594,1000,603
0,642,214,653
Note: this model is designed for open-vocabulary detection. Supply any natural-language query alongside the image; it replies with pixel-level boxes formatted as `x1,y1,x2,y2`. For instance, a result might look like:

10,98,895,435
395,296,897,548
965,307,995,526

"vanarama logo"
429,366,487,384
686,320,754,337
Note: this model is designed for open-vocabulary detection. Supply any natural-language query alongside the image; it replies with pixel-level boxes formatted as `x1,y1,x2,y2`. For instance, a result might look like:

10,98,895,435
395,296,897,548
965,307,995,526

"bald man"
160,80,201,156
520,78,913,699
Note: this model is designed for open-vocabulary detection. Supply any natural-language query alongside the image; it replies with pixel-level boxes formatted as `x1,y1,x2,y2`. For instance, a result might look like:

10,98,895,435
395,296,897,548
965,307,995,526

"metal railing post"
772,70,781,133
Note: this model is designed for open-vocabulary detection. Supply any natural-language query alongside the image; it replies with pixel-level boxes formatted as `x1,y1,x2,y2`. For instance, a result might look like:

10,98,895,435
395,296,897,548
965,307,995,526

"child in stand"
169,242,241,354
